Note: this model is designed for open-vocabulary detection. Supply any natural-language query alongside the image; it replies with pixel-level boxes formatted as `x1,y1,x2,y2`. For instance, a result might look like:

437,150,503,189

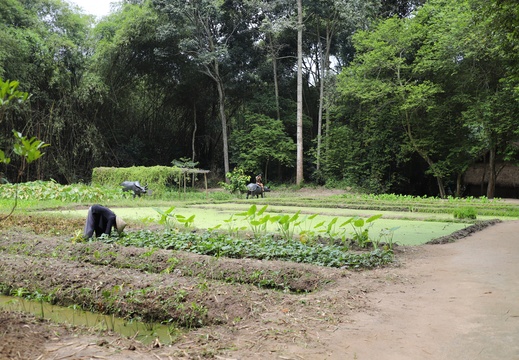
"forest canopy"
0,0,517,198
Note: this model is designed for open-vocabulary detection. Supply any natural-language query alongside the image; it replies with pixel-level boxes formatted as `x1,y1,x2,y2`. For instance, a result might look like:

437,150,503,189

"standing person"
84,204,126,239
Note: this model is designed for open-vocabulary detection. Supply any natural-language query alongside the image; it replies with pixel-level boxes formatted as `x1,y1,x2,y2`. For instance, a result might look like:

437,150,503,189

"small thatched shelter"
177,168,210,199
463,163,519,198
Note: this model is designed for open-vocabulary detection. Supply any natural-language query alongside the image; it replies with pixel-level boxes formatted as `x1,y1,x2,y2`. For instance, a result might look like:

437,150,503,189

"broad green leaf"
247,205,257,216
353,218,365,227
289,210,301,222
257,205,268,216
278,214,290,224
0,150,10,164
314,221,325,229
366,214,383,223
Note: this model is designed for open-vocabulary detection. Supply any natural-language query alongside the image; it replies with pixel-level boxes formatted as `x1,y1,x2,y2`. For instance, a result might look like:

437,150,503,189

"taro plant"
314,217,351,246
270,210,301,241
341,214,383,248
175,214,196,229
0,77,48,219
315,217,339,243
236,204,270,238
376,226,400,250
154,206,196,230
297,213,319,243
209,214,248,237
155,206,177,229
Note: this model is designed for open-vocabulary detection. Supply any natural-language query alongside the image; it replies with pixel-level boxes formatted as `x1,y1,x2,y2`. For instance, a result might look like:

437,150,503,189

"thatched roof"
179,168,210,174
464,163,519,187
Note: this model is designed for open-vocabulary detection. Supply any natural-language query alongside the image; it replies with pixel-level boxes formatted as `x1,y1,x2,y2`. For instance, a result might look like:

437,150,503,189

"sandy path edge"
319,220,519,360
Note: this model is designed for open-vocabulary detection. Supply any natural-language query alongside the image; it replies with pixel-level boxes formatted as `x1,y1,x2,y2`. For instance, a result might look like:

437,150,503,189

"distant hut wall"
463,163,519,198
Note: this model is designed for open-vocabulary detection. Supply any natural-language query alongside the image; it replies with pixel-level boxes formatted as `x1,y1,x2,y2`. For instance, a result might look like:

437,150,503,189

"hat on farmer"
115,216,127,234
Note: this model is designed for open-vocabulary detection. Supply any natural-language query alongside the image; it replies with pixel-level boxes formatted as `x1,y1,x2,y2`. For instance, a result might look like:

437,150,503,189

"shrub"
91,166,183,196
220,168,249,195
453,207,477,219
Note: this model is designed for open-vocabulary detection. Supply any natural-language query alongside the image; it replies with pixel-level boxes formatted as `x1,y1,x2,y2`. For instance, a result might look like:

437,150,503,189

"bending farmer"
84,204,126,238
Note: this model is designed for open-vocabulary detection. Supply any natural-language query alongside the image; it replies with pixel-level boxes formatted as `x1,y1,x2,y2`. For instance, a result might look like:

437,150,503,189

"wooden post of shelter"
178,168,210,200
183,170,187,200
204,172,208,200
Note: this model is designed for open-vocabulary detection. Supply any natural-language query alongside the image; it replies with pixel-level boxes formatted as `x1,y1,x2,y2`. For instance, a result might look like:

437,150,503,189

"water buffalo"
246,183,270,199
121,181,148,198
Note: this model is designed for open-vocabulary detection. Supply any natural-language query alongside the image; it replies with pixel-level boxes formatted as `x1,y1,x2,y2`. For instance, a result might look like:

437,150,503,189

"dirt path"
322,220,519,360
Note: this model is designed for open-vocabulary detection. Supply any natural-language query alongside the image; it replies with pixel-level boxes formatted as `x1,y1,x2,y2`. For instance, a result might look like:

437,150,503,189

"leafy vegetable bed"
103,230,394,269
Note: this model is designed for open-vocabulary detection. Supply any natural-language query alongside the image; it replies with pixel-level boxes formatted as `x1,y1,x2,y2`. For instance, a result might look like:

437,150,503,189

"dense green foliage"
92,165,183,196
99,230,393,269
0,0,517,199
0,79,47,173
0,180,122,202
220,167,250,195
332,0,519,197
230,113,296,179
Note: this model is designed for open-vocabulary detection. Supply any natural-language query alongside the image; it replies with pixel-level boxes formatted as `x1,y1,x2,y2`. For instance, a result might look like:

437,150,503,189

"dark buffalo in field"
246,183,270,199
121,181,148,198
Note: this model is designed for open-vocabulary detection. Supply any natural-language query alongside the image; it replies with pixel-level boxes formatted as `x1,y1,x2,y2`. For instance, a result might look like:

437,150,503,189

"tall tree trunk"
264,157,270,185
268,34,281,121
204,46,230,182
404,110,446,198
480,153,487,195
436,176,446,199
325,92,331,165
486,146,496,199
273,57,281,121
316,38,324,171
317,27,333,172
192,103,197,187
216,78,230,181
455,172,462,197
296,0,303,185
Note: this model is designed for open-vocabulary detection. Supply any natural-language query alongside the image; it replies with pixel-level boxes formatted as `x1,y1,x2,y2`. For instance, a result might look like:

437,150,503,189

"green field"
49,204,472,246
4,181,516,246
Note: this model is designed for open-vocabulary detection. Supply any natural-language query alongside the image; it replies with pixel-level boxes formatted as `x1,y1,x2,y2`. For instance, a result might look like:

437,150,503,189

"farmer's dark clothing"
84,204,116,238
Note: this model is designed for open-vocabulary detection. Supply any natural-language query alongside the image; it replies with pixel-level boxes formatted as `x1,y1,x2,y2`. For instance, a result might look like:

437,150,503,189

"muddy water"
0,295,177,345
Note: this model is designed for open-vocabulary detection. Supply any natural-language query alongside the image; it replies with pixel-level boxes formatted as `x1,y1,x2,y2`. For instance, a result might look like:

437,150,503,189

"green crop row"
96,229,394,269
